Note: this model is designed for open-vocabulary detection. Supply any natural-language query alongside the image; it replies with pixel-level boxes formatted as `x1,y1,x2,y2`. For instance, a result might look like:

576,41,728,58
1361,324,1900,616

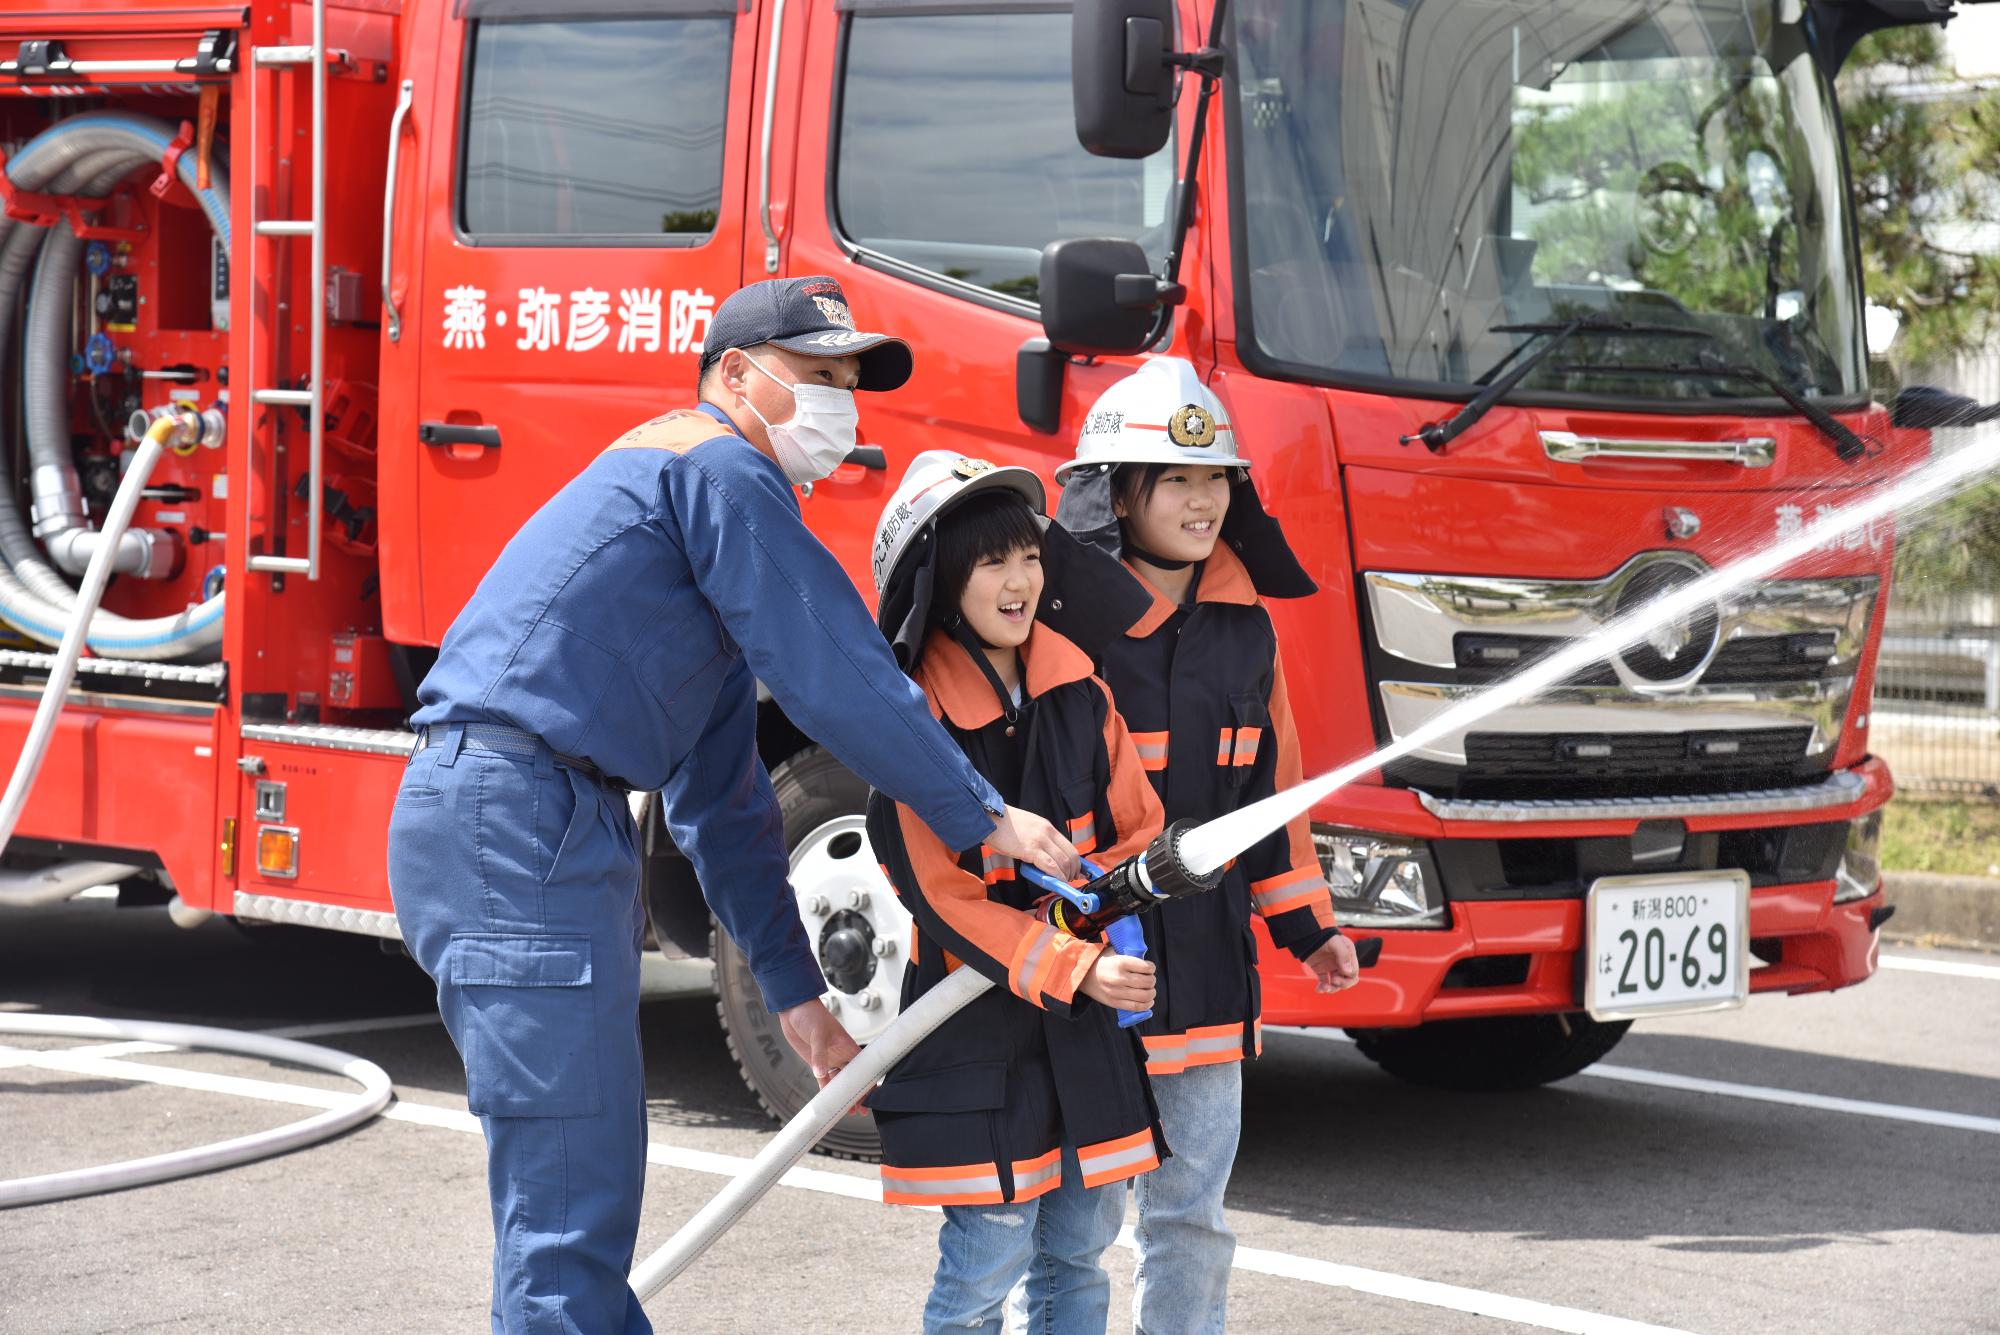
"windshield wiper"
1401,317,1709,453
1551,350,1870,464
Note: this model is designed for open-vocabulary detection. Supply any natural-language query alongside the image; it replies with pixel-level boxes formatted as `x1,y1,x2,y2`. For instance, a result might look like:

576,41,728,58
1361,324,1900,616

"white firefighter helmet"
1054,356,1244,484
871,450,1046,597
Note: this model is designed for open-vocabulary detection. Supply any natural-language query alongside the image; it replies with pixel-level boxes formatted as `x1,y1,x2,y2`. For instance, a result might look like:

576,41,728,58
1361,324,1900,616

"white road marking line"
1277,1028,2000,1136
1582,1064,2000,1135
1880,954,2000,982
1214,1233,1696,1335
0,1045,1693,1334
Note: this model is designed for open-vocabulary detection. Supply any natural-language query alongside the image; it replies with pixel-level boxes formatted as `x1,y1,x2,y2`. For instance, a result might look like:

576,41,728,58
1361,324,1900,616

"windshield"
1231,0,1867,402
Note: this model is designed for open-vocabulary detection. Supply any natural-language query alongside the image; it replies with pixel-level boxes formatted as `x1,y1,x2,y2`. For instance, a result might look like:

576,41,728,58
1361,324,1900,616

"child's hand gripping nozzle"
1017,819,1225,1028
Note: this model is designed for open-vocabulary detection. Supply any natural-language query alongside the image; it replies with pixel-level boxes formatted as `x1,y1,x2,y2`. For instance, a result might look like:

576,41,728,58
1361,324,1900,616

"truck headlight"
1833,808,1884,904
1312,825,1447,928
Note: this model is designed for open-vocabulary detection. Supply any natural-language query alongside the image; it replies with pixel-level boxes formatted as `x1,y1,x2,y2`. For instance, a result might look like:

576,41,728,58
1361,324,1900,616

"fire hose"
631,822,1224,1297
633,821,1382,1300
0,409,393,1209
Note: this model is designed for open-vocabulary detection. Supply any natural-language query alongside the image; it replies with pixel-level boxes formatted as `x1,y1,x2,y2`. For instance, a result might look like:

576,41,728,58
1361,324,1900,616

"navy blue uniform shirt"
413,403,1004,1011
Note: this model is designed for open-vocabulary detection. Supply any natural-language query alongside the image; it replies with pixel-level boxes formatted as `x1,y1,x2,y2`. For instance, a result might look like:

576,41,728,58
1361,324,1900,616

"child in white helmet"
866,451,1168,1335
1051,358,1361,1335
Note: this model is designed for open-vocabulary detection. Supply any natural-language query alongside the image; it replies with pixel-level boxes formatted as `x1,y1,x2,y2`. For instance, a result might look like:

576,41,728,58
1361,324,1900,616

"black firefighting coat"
864,624,1169,1207
1098,544,1340,1076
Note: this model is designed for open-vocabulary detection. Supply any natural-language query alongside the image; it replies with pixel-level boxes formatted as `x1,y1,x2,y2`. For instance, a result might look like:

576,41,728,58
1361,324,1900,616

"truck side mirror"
1073,0,1176,158
1038,238,1183,357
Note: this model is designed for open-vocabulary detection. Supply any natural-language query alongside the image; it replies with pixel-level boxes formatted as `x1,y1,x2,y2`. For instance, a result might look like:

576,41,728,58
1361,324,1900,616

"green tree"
1840,30,2000,604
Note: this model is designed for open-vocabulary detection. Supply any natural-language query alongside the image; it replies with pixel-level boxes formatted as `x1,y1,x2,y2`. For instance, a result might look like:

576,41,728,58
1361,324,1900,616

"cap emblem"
950,458,994,481
812,296,857,329
1167,403,1217,448
804,330,872,349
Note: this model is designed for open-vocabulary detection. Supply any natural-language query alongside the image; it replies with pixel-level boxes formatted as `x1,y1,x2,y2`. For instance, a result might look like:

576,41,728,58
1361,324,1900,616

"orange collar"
915,622,1095,730
1126,541,1258,637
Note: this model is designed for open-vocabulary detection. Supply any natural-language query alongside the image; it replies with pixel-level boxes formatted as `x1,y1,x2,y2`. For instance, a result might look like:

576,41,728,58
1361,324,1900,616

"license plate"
1584,872,1750,1020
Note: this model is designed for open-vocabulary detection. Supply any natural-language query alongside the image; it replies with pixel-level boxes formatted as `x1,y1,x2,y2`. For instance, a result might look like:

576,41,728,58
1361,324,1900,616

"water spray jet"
1177,431,2000,876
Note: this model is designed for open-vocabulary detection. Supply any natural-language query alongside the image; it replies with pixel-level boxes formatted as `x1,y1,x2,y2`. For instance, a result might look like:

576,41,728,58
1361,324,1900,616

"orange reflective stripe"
1076,1129,1159,1188
1250,865,1324,916
1012,1148,1064,1201
1217,726,1262,766
1130,730,1169,772
1143,1020,1260,1074
1008,923,1061,1003
1141,1031,1189,1075
881,1160,1005,1206
1233,726,1261,766
1067,811,1098,855
981,846,1016,884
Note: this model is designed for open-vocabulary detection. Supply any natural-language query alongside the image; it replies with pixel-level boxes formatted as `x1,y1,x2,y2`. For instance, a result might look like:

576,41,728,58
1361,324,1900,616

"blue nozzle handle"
1017,859,1105,915
1102,913,1153,1028
1018,858,1150,1027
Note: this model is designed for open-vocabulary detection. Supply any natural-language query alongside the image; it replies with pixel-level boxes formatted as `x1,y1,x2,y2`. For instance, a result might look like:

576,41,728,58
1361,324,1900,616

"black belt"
416,723,633,793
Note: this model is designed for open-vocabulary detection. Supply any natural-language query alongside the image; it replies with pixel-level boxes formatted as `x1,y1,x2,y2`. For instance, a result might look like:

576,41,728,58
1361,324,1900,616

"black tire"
1346,1012,1632,1091
713,746,883,1161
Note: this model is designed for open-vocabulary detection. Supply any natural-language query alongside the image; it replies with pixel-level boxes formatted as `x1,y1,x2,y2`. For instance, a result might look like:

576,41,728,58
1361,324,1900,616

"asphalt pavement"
2,898,1996,1334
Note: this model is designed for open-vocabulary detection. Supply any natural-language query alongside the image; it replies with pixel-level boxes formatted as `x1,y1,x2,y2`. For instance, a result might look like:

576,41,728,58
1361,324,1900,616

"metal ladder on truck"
246,0,328,582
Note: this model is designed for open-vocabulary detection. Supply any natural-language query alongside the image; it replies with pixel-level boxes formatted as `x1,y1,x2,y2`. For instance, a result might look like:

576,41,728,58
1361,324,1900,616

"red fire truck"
1,0,1965,1154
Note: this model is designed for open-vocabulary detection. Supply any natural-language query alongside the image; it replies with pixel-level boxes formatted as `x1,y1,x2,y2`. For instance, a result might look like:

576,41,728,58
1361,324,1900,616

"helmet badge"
950,458,994,481
1167,403,1217,449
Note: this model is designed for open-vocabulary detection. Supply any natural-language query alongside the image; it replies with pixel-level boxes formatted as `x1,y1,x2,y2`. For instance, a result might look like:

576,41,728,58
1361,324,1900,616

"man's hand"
779,998,867,1114
1079,951,1156,1011
1303,935,1361,993
987,805,1081,881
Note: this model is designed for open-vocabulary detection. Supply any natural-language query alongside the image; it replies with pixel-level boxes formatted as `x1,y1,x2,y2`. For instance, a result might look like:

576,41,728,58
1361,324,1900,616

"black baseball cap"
702,275,914,392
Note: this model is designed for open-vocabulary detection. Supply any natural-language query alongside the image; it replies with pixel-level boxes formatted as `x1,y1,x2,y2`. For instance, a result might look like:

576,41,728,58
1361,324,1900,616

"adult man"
388,276,1080,1334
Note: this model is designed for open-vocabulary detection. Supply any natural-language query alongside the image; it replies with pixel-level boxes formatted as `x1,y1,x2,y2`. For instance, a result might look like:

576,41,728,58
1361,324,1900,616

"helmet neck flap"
1052,464,1317,601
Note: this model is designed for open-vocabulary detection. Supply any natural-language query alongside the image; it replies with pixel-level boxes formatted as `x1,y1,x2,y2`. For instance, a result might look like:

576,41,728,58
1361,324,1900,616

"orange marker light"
256,827,299,879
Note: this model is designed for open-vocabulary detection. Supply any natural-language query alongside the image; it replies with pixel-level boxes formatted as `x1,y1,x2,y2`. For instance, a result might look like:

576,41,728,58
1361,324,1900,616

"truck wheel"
713,746,910,1162
1345,1012,1632,1091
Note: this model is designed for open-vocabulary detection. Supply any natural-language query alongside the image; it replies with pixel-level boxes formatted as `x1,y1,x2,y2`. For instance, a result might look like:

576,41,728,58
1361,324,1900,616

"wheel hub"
787,815,911,1044
818,910,878,994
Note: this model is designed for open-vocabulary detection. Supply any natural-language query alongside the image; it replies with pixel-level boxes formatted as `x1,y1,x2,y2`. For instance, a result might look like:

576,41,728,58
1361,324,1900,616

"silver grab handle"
382,78,416,343
758,0,787,274
1541,431,1775,469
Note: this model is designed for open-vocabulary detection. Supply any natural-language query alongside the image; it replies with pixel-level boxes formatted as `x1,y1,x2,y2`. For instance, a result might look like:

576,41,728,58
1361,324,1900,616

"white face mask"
739,353,860,486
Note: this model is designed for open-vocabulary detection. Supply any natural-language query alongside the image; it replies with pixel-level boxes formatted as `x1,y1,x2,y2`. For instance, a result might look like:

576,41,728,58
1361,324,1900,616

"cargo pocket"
446,933,602,1119
1218,691,1269,789
867,1059,1007,1114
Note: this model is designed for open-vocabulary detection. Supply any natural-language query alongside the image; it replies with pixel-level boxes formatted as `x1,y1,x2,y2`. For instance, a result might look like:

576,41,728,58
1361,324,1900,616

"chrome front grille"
1363,553,1877,795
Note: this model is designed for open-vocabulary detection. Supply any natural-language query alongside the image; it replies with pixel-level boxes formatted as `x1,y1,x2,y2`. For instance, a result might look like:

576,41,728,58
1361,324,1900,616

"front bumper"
1261,758,1892,1028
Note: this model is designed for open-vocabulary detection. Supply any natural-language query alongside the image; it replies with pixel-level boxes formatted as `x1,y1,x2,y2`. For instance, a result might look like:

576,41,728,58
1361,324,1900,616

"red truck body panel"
0,0,1893,1027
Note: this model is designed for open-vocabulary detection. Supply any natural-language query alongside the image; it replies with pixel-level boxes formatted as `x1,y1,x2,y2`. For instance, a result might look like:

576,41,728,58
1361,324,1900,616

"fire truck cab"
1,0,1967,1154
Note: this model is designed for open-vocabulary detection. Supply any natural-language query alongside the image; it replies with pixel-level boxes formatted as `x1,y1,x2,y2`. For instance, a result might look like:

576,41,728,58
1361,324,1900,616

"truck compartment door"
397,0,764,644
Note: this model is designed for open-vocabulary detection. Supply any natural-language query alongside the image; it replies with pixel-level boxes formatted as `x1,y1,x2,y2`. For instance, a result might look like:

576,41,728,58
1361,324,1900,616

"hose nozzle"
1054,820,1223,939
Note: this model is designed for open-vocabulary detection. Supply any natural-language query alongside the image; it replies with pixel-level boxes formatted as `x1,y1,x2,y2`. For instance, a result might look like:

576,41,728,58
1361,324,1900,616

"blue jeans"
389,733,649,1335
1131,1059,1241,1335
931,1144,1125,1335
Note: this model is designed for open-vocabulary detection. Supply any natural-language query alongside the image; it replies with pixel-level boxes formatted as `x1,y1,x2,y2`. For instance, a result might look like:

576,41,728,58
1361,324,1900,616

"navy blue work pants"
388,728,650,1335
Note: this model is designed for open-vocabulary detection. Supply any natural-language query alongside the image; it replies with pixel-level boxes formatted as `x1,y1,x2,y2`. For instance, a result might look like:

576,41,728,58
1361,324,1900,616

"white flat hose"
631,964,993,1300
0,417,167,851
0,1012,394,1208
0,413,396,1210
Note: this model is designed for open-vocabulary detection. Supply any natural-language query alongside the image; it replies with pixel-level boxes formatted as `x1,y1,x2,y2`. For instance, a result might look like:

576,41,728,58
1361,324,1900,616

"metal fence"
1874,589,2000,798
